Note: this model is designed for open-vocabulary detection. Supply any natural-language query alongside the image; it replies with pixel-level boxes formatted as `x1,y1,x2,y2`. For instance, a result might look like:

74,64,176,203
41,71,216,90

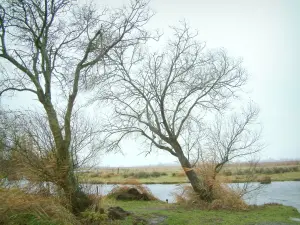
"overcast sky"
2,0,300,166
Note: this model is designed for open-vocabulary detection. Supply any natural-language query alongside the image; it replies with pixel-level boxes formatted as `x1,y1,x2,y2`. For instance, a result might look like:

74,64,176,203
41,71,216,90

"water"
83,181,300,212
239,182,300,211
5,180,299,212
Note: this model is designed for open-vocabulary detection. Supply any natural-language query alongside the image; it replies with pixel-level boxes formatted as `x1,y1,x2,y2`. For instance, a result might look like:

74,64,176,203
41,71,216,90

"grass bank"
107,200,300,225
1,187,300,225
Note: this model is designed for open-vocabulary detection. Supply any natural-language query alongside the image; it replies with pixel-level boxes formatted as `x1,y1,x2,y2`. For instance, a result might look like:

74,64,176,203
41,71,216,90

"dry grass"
0,187,79,225
259,176,272,184
107,179,157,201
78,160,300,184
174,164,248,210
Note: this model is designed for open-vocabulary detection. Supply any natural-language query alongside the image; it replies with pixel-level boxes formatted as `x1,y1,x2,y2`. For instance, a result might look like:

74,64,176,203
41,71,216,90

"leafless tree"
95,22,262,201
205,104,263,179
0,0,154,212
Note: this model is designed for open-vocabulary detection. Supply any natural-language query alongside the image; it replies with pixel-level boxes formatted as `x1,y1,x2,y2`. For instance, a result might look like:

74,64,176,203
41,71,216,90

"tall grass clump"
0,188,79,225
174,163,248,210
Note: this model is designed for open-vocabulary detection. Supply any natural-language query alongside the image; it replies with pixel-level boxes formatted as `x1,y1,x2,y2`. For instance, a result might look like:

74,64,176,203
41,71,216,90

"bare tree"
95,22,261,201
0,0,153,212
195,104,263,196
205,104,263,179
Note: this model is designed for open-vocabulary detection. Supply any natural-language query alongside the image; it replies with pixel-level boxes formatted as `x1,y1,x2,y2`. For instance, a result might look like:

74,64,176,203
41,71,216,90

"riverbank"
2,186,300,224
105,200,300,225
78,171,300,184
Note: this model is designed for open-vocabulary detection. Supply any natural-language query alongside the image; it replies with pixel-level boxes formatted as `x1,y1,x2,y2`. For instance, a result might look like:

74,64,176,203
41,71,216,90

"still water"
83,181,300,212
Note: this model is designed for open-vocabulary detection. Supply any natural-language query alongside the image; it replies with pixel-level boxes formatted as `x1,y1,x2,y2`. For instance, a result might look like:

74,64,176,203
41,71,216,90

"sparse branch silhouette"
0,0,154,212
97,22,262,201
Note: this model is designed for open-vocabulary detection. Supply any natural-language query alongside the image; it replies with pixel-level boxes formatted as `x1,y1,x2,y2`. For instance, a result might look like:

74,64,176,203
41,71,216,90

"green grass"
7,213,59,225
112,201,300,225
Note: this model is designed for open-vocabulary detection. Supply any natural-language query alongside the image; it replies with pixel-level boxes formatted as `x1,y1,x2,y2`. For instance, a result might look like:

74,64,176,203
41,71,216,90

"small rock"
108,206,131,220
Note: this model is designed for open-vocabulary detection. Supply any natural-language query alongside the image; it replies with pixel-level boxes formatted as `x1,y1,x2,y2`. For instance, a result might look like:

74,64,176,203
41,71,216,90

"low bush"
150,171,165,177
259,176,272,184
136,171,150,178
107,183,157,201
122,171,168,179
232,166,300,176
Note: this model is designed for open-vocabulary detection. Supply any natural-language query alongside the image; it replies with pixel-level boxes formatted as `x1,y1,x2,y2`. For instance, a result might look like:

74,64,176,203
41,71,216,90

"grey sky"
2,0,300,166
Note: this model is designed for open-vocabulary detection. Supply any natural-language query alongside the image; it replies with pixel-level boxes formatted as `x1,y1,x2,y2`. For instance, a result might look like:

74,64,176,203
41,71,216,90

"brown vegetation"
174,166,248,210
107,181,157,201
0,188,79,225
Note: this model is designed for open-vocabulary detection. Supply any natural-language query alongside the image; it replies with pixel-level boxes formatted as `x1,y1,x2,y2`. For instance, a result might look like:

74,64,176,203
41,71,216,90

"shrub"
135,171,150,179
290,166,299,172
259,176,272,184
236,169,244,175
264,168,273,174
150,171,161,177
222,170,232,176
254,168,263,174
129,172,135,177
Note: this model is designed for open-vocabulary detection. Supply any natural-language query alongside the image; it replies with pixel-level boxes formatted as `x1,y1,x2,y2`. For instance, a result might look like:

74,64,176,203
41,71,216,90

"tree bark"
173,143,213,202
43,101,91,214
60,166,91,214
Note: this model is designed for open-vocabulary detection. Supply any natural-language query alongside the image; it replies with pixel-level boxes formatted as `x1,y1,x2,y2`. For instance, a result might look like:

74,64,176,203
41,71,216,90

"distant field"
77,160,300,184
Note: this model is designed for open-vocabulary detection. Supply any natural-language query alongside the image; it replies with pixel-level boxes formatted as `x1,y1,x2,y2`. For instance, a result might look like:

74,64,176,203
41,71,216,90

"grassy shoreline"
2,184,300,224
78,171,300,184
109,200,300,225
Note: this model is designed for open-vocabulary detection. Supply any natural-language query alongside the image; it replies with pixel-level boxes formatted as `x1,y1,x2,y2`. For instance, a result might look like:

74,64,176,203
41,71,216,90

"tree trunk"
60,165,91,214
43,102,91,214
173,144,213,202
